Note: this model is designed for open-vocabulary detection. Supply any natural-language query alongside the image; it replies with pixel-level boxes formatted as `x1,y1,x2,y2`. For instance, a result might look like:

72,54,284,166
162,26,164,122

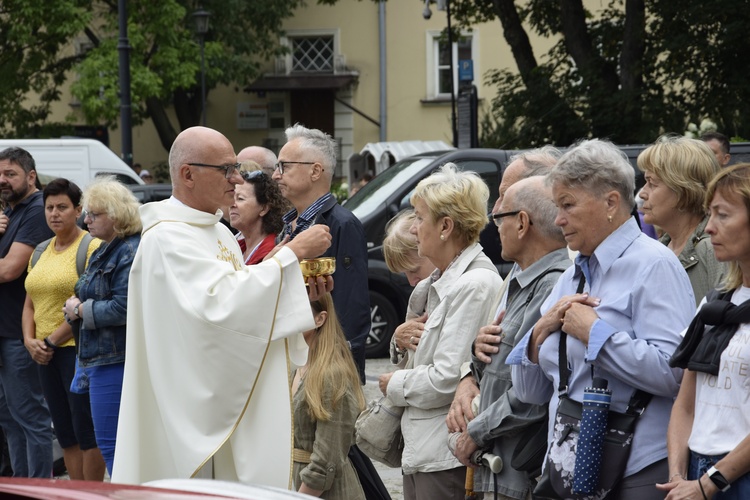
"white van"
0,138,143,188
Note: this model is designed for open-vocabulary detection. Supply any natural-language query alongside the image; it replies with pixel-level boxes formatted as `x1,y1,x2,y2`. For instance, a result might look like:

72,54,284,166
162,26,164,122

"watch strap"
707,466,731,492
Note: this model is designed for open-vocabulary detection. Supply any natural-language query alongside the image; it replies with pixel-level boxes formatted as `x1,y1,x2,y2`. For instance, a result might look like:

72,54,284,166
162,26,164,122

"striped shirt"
280,192,334,240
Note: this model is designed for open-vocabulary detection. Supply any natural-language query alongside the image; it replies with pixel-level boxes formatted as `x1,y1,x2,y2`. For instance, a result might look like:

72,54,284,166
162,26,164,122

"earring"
440,234,445,241
607,215,613,223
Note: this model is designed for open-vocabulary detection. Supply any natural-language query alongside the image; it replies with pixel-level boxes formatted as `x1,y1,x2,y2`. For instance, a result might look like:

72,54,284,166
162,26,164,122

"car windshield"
346,157,436,218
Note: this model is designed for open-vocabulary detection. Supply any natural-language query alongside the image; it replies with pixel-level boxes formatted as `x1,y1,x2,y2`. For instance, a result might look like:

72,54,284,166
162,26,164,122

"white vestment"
112,200,314,487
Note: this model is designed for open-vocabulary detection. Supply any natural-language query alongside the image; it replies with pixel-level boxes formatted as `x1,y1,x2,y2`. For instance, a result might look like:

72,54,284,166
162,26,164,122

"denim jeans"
88,362,124,475
0,337,54,477
690,450,750,499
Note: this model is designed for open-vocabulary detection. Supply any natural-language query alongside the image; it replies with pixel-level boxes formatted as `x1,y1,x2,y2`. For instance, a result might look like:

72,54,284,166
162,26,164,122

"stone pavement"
364,357,404,500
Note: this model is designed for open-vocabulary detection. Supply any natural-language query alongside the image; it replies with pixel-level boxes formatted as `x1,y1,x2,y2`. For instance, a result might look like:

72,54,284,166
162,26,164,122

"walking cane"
465,467,478,500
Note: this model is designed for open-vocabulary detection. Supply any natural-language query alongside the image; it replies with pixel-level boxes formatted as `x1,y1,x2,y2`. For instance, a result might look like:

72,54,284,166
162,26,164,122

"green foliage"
0,0,91,136
459,0,750,148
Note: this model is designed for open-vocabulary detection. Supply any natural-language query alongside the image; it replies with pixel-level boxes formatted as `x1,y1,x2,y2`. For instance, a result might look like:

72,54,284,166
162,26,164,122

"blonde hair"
638,135,720,215
383,210,420,273
240,159,261,173
303,294,365,421
82,177,142,238
410,163,489,245
705,163,750,291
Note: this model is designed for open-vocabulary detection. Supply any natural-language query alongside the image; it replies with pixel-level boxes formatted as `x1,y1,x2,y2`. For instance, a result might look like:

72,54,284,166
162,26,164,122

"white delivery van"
0,138,143,188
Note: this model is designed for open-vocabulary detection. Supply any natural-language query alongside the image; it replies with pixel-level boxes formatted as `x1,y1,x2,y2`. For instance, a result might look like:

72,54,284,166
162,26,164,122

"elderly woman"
507,140,696,500
383,210,437,365
229,170,286,265
62,177,142,475
23,178,105,481
658,164,750,500
378,164,502,500
638,136,725,304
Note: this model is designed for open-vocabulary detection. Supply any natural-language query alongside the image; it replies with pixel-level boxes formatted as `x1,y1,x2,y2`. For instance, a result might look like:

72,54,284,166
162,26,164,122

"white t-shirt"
689,286,750,455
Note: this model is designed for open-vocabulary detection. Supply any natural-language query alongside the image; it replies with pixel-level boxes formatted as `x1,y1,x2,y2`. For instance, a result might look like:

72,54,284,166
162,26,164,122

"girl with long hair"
292,294,366,499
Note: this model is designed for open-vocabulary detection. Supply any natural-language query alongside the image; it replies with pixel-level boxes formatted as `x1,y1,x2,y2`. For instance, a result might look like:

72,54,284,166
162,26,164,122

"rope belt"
293,448,312,464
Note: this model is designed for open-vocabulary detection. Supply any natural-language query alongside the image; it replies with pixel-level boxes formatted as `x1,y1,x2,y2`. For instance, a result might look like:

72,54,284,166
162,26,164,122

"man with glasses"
449,176,571,500
274,123,370,383
113,126,333,488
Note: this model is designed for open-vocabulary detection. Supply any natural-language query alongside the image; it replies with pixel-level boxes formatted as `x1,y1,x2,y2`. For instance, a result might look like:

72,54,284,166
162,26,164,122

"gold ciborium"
299,257,336,282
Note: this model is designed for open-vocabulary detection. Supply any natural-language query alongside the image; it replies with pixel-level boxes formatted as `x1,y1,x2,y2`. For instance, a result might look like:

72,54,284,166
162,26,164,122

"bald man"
238,145,277,177
113,127,332,487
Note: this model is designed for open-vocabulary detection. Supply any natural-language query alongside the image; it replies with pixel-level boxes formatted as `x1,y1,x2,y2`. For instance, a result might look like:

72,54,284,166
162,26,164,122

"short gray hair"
508,145,561,179
513,177,565,245
549,139,635,208
285,124,337,179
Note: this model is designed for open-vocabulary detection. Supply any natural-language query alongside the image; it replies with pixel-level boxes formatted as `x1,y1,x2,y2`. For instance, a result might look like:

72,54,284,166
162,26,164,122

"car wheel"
366,291,399,358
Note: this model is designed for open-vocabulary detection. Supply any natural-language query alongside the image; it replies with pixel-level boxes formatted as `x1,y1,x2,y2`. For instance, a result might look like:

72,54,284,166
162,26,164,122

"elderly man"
113,126,332,487
450,176,571,499
274,124,370,382
238,145,277,177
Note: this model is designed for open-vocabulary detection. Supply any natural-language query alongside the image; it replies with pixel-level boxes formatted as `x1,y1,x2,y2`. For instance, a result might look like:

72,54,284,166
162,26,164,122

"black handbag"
533,276,653,499
510,416,547,478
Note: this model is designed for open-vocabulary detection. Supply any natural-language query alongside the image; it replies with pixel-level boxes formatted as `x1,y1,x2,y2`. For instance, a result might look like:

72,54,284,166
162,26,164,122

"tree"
71,0,303,152
453,0,748,149
0,0,92,137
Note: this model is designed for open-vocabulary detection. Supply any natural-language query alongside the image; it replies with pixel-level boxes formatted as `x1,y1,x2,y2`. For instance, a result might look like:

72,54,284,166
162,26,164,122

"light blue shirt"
507,217,695,477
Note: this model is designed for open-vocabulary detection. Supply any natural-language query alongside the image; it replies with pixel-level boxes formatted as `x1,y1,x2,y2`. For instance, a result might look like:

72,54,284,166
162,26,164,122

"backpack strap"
30,233,94,277
75,233,94,276
30,238,53,269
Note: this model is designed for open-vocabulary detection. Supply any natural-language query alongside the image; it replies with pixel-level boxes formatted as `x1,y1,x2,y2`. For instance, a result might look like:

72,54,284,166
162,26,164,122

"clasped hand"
394,313,427,351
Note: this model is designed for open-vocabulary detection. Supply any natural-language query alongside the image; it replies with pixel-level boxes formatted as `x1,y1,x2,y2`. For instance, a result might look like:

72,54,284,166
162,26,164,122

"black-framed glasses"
187,162,241,179
241,170,266,182
83,210,102,222
273,161,316,175
492,210,532,227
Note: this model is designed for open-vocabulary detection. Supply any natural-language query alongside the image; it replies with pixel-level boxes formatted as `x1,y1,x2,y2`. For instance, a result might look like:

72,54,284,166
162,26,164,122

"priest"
112,127,332,488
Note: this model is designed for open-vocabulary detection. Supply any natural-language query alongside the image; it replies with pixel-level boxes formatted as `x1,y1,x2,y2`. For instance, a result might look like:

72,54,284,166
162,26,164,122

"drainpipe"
378,1,387,142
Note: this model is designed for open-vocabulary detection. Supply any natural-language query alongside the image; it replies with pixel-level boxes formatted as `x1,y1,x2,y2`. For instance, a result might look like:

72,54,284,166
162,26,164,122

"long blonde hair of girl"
304,294,366,421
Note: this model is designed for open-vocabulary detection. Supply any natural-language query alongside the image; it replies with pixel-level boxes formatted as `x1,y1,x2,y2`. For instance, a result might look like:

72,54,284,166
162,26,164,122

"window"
426,32,476,100
291,36,334,73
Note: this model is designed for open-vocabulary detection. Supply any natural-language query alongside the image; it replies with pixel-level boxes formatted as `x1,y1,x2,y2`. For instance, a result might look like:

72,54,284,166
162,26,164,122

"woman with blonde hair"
638,135,725,304
62,177,142,475
659,163,750,499
383,209,436,366
292,293,366,499
379,164,502,500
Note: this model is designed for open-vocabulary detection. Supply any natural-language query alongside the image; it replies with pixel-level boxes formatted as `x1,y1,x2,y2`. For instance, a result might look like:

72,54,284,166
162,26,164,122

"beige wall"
42,1,565,174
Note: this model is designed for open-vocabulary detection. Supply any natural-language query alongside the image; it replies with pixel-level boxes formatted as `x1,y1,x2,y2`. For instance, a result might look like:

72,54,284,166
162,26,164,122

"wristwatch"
73,304,80,319
707,466,731,492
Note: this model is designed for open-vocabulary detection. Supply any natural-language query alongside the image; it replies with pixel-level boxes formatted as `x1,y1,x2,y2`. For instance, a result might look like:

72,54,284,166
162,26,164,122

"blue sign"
458,59,473,82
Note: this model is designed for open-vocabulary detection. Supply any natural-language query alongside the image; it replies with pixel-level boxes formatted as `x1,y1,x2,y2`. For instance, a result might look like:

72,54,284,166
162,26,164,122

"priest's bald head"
168,126,243,214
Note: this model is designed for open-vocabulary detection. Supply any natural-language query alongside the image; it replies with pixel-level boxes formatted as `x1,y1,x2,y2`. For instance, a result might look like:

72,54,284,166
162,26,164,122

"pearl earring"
440,234,445,241
607,215,613,223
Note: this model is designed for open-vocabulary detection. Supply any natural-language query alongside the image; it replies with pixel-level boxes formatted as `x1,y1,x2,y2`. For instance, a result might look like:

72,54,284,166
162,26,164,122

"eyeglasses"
492,210,533,227
241,170,266,182
83,210,102,222
187,162,241,179
273,161,316,175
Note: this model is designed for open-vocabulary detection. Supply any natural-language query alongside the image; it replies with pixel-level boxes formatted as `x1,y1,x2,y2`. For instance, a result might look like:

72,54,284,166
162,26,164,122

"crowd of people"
1,127,749,500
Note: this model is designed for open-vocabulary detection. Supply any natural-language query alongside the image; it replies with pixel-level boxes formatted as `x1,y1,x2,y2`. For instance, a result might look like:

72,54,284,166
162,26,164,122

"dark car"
128,183,174,203
346,148,519,357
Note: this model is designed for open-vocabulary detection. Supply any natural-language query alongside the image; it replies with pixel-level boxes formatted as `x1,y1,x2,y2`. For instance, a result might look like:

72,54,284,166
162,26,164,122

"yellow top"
25,231,101,346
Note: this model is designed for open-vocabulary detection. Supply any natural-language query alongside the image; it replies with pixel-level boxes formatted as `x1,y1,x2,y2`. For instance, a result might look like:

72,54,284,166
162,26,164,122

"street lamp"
423,0,457,147
192,8,211,126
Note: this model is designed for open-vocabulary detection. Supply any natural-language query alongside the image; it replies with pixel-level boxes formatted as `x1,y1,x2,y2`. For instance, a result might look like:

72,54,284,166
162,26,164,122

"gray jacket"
659,216,725,306
468,247,572,497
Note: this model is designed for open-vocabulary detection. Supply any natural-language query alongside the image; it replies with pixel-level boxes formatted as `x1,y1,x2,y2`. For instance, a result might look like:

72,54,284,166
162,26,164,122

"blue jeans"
0,338,54,477
690,451,750,499
87,363,124,475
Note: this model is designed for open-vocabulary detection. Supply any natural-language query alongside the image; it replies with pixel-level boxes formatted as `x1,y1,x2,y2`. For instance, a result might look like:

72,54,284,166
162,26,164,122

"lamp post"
117,0,133,166
423,0,457,147
192,8,210,126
